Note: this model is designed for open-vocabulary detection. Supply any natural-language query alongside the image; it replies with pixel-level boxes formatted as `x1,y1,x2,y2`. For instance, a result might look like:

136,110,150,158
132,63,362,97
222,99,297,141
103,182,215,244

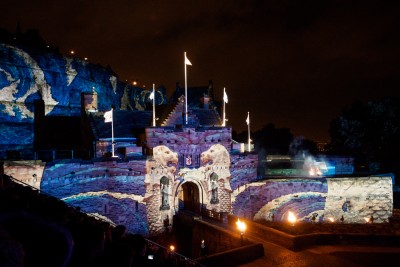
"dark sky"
2,0,400,142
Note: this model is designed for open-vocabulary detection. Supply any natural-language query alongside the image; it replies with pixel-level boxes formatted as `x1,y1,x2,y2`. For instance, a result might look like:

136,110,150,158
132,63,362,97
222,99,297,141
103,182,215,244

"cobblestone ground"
195,215,400,266
239,243,400,266
239,228,400,267
256,221,400,235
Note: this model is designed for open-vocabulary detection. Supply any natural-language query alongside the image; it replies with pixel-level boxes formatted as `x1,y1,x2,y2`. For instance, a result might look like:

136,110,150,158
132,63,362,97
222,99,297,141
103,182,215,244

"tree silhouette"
329,97,400,180
251,123,294,155
289,136,318,156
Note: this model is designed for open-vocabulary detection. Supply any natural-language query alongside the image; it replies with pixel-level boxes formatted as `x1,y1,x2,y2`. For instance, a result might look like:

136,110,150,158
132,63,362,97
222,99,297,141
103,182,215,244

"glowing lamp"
236,219,246,234
364,217,370,223
169,245,175,252
288,211,297,226
328,217,335,232
236,219,246,246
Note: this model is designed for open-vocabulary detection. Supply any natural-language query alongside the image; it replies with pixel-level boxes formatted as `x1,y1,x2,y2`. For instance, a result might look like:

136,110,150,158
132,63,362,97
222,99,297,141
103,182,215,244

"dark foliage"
329,97,400,180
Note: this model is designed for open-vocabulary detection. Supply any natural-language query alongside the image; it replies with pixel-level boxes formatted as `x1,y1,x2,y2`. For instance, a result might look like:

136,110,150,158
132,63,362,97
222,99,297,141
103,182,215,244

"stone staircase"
161,98,200,126
161,100,183,126
161,96,222,127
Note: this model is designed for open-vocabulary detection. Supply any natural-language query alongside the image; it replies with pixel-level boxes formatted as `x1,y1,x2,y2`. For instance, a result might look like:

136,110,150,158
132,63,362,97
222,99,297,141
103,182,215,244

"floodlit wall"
324,177,393,223
145,127,233,168
235,176,393,224
3,159,393,236
2,144,257,236
3,160,46,189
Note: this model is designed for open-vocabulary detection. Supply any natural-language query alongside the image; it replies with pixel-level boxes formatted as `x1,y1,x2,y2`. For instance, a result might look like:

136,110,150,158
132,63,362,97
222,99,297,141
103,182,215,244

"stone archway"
177,181,201,213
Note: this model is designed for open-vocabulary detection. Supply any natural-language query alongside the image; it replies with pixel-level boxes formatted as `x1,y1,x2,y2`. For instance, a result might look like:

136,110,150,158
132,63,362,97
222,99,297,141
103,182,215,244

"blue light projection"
0,42,167,159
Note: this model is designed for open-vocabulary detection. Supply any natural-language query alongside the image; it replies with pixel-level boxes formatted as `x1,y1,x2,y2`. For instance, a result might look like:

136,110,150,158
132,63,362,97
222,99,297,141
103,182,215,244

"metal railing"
34,149,92,161
146,239,207,267
201,208,226,223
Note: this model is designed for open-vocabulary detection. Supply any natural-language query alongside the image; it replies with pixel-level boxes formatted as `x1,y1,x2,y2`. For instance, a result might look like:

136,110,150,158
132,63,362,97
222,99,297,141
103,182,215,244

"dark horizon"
2,0,400,142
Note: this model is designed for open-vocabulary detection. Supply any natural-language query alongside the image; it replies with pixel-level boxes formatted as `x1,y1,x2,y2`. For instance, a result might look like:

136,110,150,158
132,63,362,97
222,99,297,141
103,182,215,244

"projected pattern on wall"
231,177,393,224
0,43,166,158
4,158,393,236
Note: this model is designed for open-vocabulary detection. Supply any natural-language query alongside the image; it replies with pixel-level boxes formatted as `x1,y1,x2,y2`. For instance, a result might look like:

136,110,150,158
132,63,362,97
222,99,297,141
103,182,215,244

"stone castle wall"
234,176,393,224
324,177,393,223
230,153,258,190
146,127,232,167
3,157,392,236
3,160,46,189
3,159,149,234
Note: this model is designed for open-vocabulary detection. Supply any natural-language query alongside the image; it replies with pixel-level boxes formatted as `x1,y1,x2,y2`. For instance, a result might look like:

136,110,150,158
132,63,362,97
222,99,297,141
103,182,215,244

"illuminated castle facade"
0,29,393,236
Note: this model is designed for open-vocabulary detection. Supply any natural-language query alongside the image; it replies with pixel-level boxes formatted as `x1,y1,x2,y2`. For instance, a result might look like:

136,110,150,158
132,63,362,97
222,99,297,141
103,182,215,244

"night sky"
2,0,400,142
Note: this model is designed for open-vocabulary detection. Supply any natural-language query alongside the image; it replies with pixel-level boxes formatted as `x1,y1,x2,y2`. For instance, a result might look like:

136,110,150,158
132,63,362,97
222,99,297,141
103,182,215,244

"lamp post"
236,219,246,246
169,245,175,259
364,216,374,224
287,211,297,234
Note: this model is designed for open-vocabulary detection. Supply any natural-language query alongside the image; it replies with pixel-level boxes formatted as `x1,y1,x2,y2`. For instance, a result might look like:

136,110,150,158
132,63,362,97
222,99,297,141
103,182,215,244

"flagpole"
111,108,115,157
184,52,188,125
222,87,226,126
152,83,156,127
247,112,251,152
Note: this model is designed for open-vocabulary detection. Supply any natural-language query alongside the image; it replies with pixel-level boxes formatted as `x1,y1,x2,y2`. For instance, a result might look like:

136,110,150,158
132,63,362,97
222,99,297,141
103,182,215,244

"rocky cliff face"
0,42,165,158
0,43,123,121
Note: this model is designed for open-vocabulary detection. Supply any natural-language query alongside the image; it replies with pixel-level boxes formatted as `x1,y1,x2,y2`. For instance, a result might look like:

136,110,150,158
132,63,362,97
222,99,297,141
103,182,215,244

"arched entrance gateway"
145,144,233,234
180,181,200,212
175,179,204,213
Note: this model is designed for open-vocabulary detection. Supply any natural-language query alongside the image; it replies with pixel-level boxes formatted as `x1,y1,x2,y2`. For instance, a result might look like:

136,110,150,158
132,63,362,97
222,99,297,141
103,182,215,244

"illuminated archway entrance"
179,181,201,213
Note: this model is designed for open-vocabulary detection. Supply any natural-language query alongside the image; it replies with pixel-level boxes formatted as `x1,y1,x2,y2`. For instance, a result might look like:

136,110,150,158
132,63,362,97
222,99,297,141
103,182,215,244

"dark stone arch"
181,182,200,213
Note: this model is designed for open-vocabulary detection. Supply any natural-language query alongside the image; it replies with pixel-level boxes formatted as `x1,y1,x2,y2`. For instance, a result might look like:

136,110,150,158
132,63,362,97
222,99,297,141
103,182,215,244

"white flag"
246,112,250,125
104,109,113,123
149,90,154,100
185,54,192,66
223,88,228,103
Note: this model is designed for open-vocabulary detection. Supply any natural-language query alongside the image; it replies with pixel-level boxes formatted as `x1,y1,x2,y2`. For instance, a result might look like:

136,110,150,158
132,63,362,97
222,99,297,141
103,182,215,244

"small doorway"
180,182,200,213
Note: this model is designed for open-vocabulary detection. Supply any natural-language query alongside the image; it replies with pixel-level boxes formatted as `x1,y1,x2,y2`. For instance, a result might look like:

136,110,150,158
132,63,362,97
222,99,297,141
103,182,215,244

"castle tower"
81,87,98,112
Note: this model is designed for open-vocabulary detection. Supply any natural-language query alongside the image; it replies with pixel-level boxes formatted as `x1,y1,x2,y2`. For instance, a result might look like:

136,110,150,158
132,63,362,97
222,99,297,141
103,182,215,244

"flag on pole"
185,54,192,66
246,112,250,125
223,88,228,103
104,109,113,123
151,83,156,127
